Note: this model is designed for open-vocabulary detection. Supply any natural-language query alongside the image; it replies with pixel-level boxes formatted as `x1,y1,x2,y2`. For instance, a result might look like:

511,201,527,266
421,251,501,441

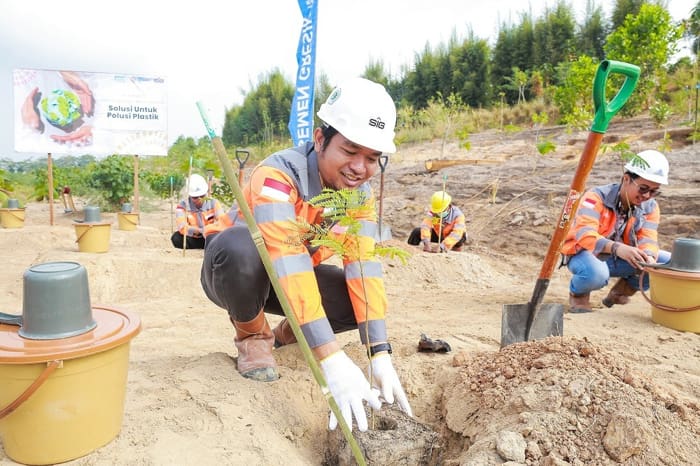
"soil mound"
440,336,700,465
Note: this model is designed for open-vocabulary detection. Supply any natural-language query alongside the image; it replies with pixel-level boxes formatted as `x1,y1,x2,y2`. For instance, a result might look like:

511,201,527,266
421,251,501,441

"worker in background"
200,77,412,432
562,150,672,313
171,173,225,250
407,190,467,252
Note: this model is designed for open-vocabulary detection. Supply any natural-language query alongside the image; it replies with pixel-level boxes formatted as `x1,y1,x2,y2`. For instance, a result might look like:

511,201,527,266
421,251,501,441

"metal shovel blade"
501,302,564,347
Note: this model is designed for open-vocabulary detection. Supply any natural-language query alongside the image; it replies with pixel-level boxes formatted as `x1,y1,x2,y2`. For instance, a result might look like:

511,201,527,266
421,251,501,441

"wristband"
611,242,620,257
368,342,392,357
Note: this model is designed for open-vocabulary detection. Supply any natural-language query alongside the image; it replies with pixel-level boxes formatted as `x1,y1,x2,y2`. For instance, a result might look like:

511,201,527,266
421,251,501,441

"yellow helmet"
430,191,451,214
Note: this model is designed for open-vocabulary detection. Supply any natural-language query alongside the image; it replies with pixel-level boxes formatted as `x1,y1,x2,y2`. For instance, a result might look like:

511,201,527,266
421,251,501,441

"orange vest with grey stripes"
175,197,225,237
419,205,466,249
205,143,388,345
561,183,661,259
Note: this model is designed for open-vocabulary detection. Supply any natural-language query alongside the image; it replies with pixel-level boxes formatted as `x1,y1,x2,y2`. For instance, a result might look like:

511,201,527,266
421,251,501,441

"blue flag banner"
288,0,318,146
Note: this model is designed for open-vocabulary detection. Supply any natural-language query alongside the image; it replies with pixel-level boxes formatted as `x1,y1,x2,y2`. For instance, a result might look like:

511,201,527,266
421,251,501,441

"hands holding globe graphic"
21,71,94,145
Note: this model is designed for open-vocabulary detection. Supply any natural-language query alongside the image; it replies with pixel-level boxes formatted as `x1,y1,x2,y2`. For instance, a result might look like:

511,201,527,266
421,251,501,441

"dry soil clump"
437,336,700,465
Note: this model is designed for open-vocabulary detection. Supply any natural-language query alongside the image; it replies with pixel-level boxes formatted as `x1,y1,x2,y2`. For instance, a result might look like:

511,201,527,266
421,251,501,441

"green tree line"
222,0,695,147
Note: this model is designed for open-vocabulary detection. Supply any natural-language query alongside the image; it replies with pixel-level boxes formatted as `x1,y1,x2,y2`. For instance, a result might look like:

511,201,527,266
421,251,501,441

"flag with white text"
288,0,318,146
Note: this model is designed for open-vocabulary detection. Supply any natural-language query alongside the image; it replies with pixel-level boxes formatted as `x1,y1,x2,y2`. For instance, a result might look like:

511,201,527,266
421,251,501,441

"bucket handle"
123,213,139,225
0,360,62,420
639,270,700,312
75,224,94,243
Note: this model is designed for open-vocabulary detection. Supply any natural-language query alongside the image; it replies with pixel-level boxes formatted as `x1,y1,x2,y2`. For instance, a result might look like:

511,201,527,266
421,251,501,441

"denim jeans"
567,249,671,295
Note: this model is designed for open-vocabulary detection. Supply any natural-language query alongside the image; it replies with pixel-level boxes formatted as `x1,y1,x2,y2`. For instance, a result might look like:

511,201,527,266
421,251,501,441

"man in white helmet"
200,77,412,432
171,173,225,249
561,150,672,313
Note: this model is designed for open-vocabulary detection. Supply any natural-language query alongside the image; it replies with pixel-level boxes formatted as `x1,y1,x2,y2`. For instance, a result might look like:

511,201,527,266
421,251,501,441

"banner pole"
133,154,140,212
47,153,54,226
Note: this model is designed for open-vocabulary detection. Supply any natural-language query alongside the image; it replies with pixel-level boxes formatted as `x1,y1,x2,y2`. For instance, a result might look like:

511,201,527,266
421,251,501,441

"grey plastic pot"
0,261,96,340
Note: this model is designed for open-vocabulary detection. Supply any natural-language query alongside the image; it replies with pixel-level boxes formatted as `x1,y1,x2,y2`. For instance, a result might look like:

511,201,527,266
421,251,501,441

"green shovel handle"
591,60,640,133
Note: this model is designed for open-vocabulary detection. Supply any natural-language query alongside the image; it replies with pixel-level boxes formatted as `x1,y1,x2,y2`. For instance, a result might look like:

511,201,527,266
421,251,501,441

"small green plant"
291,188,410,265
144,172,185,199
211,179,235,206
531,111,556,170
650,101,671,128
600,140,637,166
455,126,472,151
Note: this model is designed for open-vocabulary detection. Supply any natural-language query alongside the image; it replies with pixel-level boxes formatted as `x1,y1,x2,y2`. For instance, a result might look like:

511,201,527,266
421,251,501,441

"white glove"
368,353,413,417
320,351,381,432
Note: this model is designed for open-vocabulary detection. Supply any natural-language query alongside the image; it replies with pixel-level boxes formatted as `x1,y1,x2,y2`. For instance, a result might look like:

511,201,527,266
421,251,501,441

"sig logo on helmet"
369,117,385,129
317,77,397,154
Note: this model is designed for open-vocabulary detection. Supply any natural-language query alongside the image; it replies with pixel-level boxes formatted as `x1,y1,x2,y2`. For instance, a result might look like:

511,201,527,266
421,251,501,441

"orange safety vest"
175,197,225,237
205,143,388,343
419,205,467,250
561,183,661,259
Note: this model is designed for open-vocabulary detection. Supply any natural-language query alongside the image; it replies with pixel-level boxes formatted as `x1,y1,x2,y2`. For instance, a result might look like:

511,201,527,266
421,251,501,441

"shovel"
500,59,640,347
376,154,392,242
235,149,250,186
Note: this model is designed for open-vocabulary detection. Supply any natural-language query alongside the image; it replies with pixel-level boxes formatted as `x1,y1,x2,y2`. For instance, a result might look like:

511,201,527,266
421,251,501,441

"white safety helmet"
187,174,209,197
317,77,397,154
624,150,669,185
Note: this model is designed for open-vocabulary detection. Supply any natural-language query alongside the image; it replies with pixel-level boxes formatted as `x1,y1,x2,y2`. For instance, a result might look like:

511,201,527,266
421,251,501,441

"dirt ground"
1,116,699,465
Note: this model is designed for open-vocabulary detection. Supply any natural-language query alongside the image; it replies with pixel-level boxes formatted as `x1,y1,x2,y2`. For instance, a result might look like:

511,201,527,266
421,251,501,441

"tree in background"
605,2,683,112
577,0,609,60
611,0,645,30
552,55,599,128
86,155,134,209
222,69,294,147
532,1,577,69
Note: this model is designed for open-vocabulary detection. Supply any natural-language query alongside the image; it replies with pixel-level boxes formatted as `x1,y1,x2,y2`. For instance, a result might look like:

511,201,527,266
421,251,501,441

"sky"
0,0,696,161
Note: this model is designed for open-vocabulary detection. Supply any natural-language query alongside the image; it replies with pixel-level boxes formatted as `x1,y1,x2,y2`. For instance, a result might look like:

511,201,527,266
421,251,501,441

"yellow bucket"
74,223,111,253
0,208,25,229
0,306,141,465
117,212,139,231
643,268,700,333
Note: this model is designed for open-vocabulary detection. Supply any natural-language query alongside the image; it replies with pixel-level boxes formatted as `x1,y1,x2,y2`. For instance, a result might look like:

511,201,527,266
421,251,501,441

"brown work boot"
272,318,297,348
602,278,637,308
231,311,279,382
569,292,592,314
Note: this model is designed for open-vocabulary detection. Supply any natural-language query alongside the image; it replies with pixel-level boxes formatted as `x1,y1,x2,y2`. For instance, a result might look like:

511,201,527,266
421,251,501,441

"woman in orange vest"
200,78,411,433
561,150,672,313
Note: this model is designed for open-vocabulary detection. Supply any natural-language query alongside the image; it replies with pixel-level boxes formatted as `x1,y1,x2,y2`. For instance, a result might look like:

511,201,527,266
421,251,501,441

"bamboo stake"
437,174,447,251
196,102,366,466
170,176,174,233
182,155,193,257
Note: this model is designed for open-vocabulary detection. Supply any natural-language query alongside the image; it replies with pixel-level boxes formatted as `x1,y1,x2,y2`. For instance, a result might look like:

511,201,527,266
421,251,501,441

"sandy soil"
1,116,699,465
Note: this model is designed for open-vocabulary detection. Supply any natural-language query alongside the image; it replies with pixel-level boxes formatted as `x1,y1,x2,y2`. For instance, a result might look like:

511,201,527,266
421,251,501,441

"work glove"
320,351,381,432
368,353,413,417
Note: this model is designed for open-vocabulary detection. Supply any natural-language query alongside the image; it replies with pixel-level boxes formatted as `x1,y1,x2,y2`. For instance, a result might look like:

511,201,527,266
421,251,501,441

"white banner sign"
13,68,168,156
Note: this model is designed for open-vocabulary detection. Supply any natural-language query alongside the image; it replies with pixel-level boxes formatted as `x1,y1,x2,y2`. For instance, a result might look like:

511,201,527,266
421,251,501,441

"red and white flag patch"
581,198,596,209
261,178,292,202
